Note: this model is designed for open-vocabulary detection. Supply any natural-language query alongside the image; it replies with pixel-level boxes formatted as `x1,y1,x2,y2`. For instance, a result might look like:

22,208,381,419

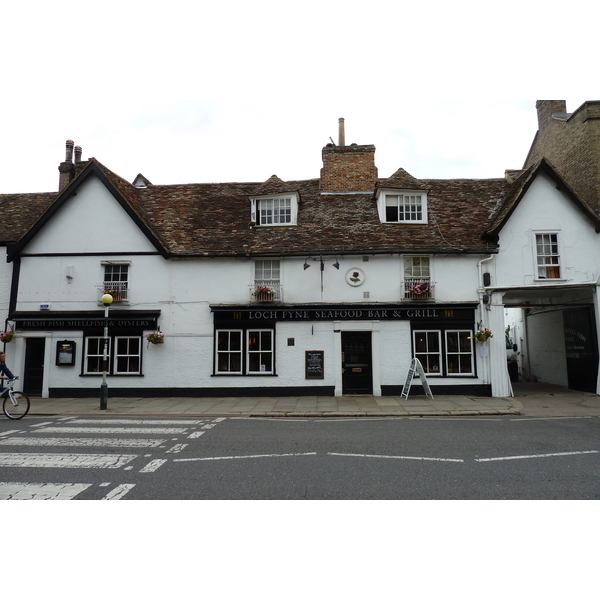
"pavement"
18,381,600,418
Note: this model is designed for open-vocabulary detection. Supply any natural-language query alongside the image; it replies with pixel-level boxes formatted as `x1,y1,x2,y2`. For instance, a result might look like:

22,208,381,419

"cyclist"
0,352,17,390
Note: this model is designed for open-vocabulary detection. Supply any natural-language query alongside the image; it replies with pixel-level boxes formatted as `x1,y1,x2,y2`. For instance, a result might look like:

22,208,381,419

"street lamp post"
100,293,113,410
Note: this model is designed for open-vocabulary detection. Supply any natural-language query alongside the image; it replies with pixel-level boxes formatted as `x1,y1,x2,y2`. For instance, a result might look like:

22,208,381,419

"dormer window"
376,189,428,224
250,193,299,226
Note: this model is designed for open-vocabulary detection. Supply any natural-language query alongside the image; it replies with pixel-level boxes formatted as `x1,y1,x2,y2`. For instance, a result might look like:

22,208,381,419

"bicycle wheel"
3,391,30,419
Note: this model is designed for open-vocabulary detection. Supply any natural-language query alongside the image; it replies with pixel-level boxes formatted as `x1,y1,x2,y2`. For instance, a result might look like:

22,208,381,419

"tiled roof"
2,158,510,256
139,176,507,256
0,191,57,243
377,168,425,190
484,159,600,237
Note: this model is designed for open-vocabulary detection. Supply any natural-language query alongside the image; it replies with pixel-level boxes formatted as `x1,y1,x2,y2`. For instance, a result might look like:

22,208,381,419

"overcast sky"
1,1,595,194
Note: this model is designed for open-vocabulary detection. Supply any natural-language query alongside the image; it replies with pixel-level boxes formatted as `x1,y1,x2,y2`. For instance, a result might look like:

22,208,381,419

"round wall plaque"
345,268,365,287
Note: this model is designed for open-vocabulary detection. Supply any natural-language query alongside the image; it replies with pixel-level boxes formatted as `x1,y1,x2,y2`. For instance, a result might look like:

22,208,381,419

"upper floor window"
404,255,433,299
103,262,129,301
252,259,282,302
376,189,428,224
250,193,299,226
535,232,561,279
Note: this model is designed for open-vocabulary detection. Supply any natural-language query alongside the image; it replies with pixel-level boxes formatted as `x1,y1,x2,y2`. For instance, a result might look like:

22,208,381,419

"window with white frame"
535,232,561,279
84,337,110,374
404,255,432,299
103,263,129,300
413,329,474,376
247,330,274,373
84,335,142,375
254,259,281,301
216,330,243,374
215,329,275,375
377,189,428,224
250,193,299,226
413,330,441,375
114,337,141,374
445,331,474,375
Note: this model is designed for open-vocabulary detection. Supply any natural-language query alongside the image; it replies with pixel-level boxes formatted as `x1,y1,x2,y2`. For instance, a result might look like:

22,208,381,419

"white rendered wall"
493,173,600,287
25,177,157,254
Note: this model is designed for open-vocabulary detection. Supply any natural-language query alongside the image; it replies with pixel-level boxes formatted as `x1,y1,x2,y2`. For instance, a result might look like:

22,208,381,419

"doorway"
341,331,373,394
563,308,598,393
24,338,45,395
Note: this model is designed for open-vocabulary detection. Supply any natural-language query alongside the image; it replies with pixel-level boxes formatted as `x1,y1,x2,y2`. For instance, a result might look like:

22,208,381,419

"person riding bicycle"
0,352,17,391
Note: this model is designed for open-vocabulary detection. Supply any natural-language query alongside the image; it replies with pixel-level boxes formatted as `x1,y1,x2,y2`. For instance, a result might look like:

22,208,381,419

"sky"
0,1,596,195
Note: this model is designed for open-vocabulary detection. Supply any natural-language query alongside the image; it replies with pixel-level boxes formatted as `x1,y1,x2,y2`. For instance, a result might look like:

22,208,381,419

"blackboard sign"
305,351,324,379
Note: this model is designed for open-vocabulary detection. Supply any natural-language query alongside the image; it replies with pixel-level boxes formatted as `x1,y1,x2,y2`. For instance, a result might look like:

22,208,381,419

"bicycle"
1,377,30,419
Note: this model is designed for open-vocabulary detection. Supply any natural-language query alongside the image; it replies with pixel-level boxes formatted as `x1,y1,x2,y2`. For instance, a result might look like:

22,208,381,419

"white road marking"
328,452,464,463
0,430,20,437
29,422,54,428
0,452,138,469
0,437,165,448
70,419,208,425
102,483,136,500
140,459,167,472
188,431,205,439
99,482,111,487
476,450,599,462
0,482,91,500
174,452,317,462
166,444,188,454
510,416,593,422
33,426,188,434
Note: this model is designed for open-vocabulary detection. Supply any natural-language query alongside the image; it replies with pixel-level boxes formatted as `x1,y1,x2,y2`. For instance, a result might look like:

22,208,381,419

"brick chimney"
320,119,378,192
536,100,567,129
58,139,76,191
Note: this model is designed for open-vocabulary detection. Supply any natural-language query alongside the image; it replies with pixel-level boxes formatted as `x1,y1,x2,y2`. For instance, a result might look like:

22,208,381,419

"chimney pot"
65,139,74,162
338,118,345,146
74,146,82,163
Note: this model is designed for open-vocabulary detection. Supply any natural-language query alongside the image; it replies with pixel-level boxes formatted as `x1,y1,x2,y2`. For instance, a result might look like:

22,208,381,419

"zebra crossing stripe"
33,426,189,434
0,482,92,500
140,459,167,472
0,437,165,448
0,453,138,469
102,484,136,500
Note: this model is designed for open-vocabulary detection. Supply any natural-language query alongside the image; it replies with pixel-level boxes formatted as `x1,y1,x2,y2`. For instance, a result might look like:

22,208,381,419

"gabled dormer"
249,175,299,226
375,168,429,224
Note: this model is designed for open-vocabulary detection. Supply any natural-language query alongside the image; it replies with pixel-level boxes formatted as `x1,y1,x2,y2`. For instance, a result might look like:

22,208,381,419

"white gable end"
495,172,600,286
25,175,157,254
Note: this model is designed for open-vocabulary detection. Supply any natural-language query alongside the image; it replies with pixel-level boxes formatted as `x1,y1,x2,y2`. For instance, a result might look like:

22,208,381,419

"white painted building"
3,108,598,400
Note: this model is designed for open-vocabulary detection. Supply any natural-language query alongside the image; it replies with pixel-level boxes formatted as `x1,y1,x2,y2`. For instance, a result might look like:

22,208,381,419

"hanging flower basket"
0,331,14,343
473,329,493,343
146,331,164,345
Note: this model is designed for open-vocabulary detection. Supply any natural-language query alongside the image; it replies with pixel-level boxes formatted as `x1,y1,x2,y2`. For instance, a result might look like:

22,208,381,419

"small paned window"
103,263,129,300
215,329,275,375
247,330,274,374
84,337,109,374
413,329,475,377
255,259,280,282
413,330,441,375
114,337,141,374
445,331,474,375
258,197,292,225
535,233,561,279
385,194,423,222
216,330,243,374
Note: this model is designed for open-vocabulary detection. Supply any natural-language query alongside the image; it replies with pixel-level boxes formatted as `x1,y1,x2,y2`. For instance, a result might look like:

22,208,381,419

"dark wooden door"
341,332,373,394
563,308,598,393
24,338,45,395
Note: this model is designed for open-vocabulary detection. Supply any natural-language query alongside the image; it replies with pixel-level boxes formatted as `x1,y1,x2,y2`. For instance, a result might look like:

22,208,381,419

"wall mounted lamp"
303,253,340,292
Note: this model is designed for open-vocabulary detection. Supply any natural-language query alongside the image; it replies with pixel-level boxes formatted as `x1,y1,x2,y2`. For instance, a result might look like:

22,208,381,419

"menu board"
305,351,324,379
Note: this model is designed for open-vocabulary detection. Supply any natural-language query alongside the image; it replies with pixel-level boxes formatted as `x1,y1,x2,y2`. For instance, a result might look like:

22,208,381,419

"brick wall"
320,144,378,192
525,100,600,211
